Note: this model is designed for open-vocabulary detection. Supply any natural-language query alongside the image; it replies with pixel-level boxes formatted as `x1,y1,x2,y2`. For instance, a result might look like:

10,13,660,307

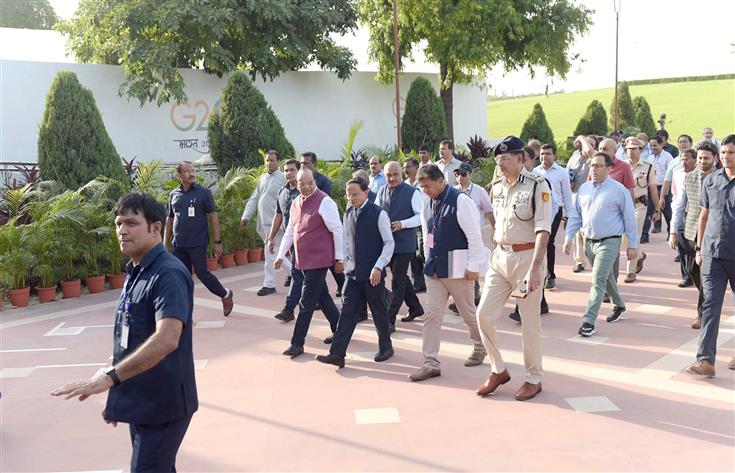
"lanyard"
431,187,451,234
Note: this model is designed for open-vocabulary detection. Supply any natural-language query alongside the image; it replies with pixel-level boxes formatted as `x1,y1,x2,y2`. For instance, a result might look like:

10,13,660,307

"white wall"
0,59,487,164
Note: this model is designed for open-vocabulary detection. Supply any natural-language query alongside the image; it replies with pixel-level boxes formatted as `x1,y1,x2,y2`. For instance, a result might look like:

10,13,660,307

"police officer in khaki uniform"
475,136,552,401
623,137,660,282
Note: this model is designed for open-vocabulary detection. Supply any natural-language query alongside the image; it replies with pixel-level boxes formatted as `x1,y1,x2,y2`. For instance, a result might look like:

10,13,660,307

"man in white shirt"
241,150,287,296
409,164,486,382
641,135,674,240
533,143,575,289
436,139,463,187
275,169,344,358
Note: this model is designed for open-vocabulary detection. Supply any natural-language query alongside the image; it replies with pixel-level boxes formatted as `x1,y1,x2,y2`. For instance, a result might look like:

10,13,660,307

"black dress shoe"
316,353,345,368
257,286,276,296
282,345,304,357
674,255,680,263
540,304,549,315
573,264,584,273
323,335,333,344
640,235,650,244
414,286,426,293
678,279,693,288
401,310,424,322
374,348,394,362
448,303,459,314
274,308,294,322
509,311,521,323
284,276,292,287
545,277,555,289
389,323,396,334
335,289,342,298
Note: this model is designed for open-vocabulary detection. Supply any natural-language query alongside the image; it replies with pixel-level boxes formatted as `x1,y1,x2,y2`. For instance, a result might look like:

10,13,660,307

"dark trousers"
173,246,227,298
129,414,192,473
412,230,426,290
284,252,303,311
547,208,563,279
697,257,735,363
330,266,345,293
331,277,392,357
387,252,424,324
680,237,703,318
291,267,340,347
676,235,691,282
642,185,672,237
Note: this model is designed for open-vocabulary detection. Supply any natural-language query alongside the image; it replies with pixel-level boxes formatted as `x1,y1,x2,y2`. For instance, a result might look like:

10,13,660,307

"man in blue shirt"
53,192,197,472
564,152,638,337
368,155,387,193
687,135,735,377
164,161,233,316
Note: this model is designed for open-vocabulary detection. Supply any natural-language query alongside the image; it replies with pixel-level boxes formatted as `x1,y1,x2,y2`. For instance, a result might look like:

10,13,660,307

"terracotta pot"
206,257,219,271
86,275,107,294
108,273,125,290
220,253,235,268
248,248,263,262
61,279,81,299
234,249,249,265
9,287,30,307
36,286,57,303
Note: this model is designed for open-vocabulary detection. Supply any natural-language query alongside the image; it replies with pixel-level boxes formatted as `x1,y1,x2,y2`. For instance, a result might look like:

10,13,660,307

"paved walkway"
1,235,733,472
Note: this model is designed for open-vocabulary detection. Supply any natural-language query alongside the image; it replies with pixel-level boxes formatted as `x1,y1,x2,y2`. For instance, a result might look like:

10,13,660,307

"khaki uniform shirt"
630,159,655,201
489,169,552,245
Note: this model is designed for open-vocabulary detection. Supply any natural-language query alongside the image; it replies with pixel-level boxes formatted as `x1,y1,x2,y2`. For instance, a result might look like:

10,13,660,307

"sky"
42,0,735,96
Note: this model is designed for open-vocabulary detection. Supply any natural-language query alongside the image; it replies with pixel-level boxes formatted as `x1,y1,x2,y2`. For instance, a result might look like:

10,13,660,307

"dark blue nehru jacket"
424,186,468,279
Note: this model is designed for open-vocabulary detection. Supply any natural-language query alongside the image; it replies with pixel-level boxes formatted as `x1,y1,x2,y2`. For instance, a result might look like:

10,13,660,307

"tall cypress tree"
633,96,656,137
38,71,126,189
609,81,636,130
208,71,295,173
520,103,555,145
573,100,608,137
401,77,447,152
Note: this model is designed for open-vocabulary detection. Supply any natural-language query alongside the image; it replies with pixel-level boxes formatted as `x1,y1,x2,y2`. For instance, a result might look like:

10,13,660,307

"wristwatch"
214,240,222,244
695,245,702,252
104,366,121,386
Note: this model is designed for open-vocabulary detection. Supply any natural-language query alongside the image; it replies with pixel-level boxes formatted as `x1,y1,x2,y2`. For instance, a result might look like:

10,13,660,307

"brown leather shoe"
222,289,234,317
635,252,647,274
691,317,701,329
686,360,715,377
476,370,510,396
728,357,735,370
624,272,636,283
515,382,542,401
409,367,441,382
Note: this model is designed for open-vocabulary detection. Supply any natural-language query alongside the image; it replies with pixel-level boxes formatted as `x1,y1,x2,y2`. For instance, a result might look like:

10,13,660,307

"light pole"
613,0,621,131
393,0,401,150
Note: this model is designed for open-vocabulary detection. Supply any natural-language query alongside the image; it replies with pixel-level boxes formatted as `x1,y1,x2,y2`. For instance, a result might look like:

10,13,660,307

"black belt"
585,235,621,244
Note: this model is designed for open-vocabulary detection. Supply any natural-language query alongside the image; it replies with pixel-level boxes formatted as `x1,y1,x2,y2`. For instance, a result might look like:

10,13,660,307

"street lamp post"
613,0,621,131
393,0,401,150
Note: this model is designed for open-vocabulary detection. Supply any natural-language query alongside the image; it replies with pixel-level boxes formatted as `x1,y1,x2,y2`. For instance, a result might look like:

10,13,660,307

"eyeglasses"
589,164,609,169
454,171,468,176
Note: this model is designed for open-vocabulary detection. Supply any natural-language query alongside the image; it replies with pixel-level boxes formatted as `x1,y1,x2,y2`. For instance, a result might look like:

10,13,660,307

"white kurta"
241,170,286,241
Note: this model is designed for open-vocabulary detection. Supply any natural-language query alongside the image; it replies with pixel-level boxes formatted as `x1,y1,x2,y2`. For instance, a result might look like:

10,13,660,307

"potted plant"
246,224,263,262
107,230,126,289
57,244,82,298
32,264,57,303
84,244,107,294
0,249,33,307
218,205,240,269
206,235,219,272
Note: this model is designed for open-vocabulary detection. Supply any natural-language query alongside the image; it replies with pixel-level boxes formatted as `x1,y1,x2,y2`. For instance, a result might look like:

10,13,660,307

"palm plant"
108,229,125,275
32,264,56,288
0,221,33,289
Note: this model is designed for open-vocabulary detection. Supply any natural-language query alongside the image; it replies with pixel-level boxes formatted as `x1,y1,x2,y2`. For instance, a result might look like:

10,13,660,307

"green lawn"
487,79,735,142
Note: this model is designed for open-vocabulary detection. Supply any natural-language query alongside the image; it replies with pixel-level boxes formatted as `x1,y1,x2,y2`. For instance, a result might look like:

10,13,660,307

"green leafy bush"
38,71,127,189
401,77,447,152
520,103,555,145
208,71,295,173
610,81,636,130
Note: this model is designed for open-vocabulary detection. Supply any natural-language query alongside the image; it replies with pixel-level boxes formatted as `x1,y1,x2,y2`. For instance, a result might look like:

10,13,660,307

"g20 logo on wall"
170,99,220,132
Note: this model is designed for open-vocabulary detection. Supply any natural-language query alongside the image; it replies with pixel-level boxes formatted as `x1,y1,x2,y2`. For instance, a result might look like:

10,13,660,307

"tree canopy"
57,0,358,106
360,0,591,140
0,0,58,29
401,77,447,152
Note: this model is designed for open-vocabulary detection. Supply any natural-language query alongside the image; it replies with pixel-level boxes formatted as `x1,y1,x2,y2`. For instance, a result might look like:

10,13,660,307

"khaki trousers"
573,230,589,268
422,276,484,369
624,202,647,275
476,248,544,384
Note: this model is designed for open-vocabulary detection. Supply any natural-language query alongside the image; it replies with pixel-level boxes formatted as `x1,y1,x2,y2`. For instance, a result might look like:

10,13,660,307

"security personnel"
53,192,198,472
475,136,552,401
